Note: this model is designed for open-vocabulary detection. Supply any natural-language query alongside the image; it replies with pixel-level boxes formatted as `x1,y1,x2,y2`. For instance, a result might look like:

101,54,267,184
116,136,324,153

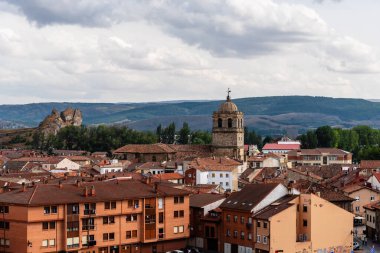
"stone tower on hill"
212,89,245,160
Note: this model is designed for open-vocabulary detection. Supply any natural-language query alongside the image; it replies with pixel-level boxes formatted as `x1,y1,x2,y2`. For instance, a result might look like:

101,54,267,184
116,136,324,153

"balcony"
82,225,96,231
83,209,96,215
83,240,97,247
67,244,80,249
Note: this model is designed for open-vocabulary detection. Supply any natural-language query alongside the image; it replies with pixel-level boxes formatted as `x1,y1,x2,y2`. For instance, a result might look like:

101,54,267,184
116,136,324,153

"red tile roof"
188,157,242,172
153,173,184,181
262,143,300,150
361,160,380,169
114,143,176,154
0,180,190,206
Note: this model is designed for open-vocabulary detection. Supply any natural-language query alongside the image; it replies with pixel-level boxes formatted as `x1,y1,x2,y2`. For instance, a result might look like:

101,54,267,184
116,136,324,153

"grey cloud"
2,0,379,74
2,0,322,57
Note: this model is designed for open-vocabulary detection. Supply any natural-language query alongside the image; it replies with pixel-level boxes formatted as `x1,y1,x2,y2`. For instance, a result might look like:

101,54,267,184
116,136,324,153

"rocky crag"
38,108,83,135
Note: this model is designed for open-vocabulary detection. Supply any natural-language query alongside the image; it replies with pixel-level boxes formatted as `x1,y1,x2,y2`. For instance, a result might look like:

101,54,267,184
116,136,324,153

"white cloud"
0,0,379,104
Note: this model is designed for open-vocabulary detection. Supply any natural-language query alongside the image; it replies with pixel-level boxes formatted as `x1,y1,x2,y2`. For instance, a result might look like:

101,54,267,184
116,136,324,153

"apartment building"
219,184,354,253
287,148,352,166
0,178,190,253
189,193,226,252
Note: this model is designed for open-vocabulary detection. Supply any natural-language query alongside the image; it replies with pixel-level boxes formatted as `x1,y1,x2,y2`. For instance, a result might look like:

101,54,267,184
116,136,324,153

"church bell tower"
212,89,244,160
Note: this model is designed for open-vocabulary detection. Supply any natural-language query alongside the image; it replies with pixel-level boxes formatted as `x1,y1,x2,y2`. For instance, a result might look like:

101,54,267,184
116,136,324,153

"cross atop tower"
227,88,231,101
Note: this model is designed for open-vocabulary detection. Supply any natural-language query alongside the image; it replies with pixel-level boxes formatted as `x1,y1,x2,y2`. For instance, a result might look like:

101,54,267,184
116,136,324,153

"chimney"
153,182,159,193
21,182,26,192
90,185,96,196
83,186,89,197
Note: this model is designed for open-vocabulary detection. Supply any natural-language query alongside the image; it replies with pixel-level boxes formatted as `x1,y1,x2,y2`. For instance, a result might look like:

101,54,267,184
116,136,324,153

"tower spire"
227,88,231,101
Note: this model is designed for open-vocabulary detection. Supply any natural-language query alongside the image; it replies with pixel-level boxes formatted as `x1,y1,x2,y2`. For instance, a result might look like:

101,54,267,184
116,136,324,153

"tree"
316,126,334,147
178,122,191,144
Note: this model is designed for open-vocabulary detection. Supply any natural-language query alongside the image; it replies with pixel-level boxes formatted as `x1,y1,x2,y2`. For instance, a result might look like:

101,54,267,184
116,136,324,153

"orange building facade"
0,179,190,253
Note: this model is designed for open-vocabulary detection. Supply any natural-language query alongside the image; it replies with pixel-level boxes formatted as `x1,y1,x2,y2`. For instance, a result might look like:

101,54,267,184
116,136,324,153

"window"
228,118,233,128
174,225,184,234
174,210,184,218
0,206,9,213
42,221,55,230
241,216,245,224
159,212,164,223
126,214,138,222
241,231,245,240
104,201,116,209
257,235,261,243
234,230,238,238
257,221,261,227
0,239,9,247
103,232,114,241
84,203,96,215
355,206,360,212
248,233,252,240
67,221,79,232
44,206,50,214
159,228,164,239
218,118,222,128
128,200,139,208
82,235,95,246
225,182,229,187
248,217,252,224
220,173,223,178
263,236,268,244
158,198,163,209
82,218,95,230
42,239,48,247
226,173,229,178
263,222,267,228
371,196,375,201
66,237,79,248
367,214,369,221
0,221,9,230
303,205,307,212
126,230,138,239
303,219,308,227
355,196,360,201
174,196,184,204
67,204,79,215
234,215,238,222
212,173,215,178
226,229,231,237
51,206,57,214
103,216,115,224
226,215,230,222
49,239,55,246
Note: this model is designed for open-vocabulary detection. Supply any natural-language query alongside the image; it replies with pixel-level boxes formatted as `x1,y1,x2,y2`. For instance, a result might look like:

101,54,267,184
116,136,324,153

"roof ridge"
28,184,38,205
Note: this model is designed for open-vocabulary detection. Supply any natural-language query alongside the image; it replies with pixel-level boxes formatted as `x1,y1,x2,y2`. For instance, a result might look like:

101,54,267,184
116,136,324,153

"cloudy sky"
0,0,379,104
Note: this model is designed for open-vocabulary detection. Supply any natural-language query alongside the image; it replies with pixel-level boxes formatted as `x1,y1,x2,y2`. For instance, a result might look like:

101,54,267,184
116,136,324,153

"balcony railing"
83,209,96,215
82,225,96,231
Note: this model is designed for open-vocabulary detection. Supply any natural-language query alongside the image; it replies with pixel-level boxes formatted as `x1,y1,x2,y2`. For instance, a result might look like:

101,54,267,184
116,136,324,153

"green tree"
178,122,191,144
316,126,334,147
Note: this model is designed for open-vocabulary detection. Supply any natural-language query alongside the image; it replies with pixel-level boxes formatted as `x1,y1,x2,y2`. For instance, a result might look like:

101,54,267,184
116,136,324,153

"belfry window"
228,118,233,128
218,118,223,128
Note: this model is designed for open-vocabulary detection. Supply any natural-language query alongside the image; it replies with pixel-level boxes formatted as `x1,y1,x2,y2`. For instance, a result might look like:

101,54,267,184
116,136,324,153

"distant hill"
1,96,380,136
